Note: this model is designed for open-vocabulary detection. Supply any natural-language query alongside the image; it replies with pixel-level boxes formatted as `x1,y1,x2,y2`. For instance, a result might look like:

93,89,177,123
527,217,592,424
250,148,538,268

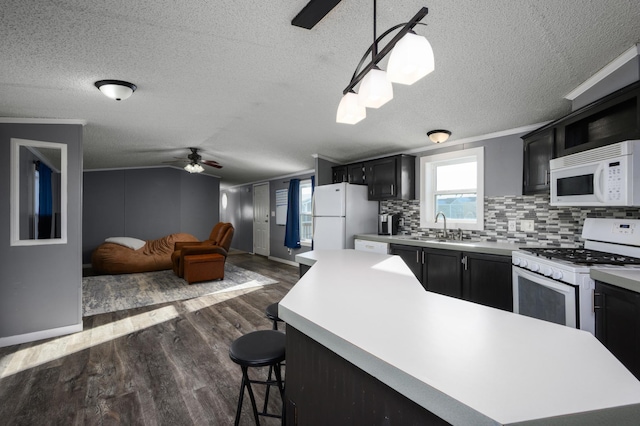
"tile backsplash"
381,195,640,247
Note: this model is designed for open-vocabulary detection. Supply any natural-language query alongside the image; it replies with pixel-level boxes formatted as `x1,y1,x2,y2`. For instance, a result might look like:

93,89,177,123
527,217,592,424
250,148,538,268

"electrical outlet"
508,220,516,232
521,220,534,232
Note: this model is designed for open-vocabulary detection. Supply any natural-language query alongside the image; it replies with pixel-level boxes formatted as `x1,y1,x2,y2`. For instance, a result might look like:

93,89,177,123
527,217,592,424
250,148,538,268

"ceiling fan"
165,147,223,172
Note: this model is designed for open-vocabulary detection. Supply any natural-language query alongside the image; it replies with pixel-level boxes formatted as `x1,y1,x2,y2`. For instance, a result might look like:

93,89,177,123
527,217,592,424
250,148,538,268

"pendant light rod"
372,0,378,57
342,7,428,95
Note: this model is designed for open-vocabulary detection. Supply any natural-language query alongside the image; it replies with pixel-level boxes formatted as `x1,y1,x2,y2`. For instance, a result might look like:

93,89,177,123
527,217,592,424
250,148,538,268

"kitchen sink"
396,235,450,243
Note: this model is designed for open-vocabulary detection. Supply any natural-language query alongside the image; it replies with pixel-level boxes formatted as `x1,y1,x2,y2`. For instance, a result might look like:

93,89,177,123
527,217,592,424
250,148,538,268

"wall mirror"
10,138,67,245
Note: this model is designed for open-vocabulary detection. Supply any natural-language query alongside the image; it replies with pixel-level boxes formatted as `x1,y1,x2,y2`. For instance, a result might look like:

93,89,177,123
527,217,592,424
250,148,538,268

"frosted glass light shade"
357,68,393,108
336,92,366,124
184,163,204,173
94,80,137,101
387,32,435,85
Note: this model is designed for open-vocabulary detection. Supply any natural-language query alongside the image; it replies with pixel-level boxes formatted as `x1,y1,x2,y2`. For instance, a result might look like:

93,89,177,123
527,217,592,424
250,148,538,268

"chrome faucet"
434,212,448,239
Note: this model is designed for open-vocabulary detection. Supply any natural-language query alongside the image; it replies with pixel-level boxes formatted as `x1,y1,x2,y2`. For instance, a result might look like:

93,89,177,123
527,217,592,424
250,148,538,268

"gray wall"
220,185,254,253
0,123,83,343
315,157,338,186
220,171,315,262
412,133,525,198
83,167,220,263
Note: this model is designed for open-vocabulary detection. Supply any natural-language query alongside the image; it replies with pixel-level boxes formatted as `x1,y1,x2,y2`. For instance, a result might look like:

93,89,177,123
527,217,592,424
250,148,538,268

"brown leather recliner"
171,222,235,278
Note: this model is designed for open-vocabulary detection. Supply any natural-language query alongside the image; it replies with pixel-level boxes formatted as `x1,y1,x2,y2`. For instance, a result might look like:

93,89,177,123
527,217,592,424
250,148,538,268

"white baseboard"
0,322,83,348
267,256,299,267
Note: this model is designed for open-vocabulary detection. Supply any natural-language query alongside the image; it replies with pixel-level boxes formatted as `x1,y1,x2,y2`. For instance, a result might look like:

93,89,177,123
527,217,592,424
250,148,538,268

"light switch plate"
508,220,516,232
521,220,534,232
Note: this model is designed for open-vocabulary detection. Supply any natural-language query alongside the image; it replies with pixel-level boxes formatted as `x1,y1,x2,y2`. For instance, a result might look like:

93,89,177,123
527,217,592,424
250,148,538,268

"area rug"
82,264,277,317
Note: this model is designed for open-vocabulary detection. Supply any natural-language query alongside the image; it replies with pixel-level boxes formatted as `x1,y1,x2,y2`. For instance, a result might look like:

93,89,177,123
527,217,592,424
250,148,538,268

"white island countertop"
280,250,640,426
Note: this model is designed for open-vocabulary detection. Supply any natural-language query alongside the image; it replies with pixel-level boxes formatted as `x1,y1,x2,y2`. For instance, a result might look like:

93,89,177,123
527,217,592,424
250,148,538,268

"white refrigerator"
313,182,378,250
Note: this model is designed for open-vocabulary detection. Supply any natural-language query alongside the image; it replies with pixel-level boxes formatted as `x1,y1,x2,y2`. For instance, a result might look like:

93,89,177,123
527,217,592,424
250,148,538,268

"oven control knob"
542,267,552,276
530,263,539,272
519,259,528,268
513,258,520,266
552,271,563,280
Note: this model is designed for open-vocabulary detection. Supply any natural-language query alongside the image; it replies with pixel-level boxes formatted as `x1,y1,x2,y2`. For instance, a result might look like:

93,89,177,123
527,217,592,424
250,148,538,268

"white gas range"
512,218,640,335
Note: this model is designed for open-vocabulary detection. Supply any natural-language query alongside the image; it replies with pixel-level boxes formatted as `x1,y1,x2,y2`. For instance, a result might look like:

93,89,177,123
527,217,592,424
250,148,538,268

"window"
420,147,484,231
299,179,313,245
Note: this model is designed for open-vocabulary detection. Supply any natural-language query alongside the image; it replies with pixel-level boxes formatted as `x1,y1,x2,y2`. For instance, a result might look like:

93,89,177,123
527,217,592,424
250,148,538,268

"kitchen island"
279,249,640,425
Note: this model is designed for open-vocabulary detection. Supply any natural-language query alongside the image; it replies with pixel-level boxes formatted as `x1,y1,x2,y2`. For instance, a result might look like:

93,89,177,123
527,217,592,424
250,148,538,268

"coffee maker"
378,213,400,235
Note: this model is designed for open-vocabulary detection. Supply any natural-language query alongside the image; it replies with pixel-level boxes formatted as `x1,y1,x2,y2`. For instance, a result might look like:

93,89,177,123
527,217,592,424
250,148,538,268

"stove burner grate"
523,248,640,266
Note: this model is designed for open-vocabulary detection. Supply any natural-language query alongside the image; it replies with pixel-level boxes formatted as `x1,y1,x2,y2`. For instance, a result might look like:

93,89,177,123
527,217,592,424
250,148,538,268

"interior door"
253,183,269,256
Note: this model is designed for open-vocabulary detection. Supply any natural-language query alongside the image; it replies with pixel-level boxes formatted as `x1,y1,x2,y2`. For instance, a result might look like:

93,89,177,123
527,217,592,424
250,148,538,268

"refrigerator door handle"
311,192,316,241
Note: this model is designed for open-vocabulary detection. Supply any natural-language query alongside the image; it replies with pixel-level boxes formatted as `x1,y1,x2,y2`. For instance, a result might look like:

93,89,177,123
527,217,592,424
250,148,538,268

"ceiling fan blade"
163,159,189,164
201,160,223,169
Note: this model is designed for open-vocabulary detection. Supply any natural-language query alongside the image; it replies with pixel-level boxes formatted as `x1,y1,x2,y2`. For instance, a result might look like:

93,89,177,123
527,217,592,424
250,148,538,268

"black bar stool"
229,330,286,426
265,302,284,330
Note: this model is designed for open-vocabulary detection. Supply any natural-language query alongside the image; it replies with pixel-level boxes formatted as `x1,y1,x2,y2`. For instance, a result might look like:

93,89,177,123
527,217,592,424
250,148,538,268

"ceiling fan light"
357,68,393,108
184,163,204,173
336,91,366,124
427,129,451,143
94,80,137,101
387,32,435,85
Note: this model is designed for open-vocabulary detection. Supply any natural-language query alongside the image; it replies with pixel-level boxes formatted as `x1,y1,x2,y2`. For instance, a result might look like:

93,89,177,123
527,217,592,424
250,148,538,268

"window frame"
299,179,313,246
419,147,484,231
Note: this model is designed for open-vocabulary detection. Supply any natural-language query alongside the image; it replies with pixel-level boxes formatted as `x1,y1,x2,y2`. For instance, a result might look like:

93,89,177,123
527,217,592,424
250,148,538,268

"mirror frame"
10,138,68,246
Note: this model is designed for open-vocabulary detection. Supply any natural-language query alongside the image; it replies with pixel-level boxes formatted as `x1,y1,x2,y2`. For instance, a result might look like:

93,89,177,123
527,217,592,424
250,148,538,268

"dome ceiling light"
427,129,452,144
94,80,137,101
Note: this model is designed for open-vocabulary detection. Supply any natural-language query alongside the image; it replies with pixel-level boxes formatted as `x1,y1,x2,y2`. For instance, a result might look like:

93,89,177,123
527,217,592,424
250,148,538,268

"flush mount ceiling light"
427,129,451,143
336,1,434,124
94,80,137,101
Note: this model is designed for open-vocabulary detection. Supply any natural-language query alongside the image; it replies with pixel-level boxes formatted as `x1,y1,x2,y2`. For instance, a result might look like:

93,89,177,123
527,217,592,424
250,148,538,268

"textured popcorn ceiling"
1,0,639,187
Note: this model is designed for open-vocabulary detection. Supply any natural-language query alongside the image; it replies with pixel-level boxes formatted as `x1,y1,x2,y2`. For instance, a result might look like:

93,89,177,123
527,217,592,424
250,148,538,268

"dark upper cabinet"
522,128,554,195
364,154,415,201
595,281,640,380
347,163,366,185
462,252,513,311
332,165,347,183
521,81,640,195
423,248,462,299
556,81,640,157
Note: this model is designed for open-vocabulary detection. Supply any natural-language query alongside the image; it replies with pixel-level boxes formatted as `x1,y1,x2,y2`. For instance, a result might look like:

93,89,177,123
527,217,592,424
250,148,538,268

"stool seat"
229,330,286,425
229,330,285,367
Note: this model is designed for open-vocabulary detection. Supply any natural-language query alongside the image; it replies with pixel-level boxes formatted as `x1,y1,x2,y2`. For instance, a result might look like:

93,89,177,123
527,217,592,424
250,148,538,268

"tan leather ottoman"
183,253,225,284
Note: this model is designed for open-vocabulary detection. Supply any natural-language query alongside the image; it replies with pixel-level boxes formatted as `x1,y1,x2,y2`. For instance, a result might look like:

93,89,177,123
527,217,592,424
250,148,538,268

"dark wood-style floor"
0,253,298,425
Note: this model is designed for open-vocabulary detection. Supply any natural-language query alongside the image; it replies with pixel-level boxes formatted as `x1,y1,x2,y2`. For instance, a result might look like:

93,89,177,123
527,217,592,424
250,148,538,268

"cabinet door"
462,252,513,311
332,166,347,183
347,163,365,185
522,128,554,195
595,282,640,380
365,157,397,200
423,248,462,298
390,244,423,284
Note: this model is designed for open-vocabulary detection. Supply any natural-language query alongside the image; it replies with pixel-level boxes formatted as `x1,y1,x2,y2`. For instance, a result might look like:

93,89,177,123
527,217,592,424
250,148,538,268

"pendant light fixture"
336,90,366,124
94,80,137,101
336,2,434,124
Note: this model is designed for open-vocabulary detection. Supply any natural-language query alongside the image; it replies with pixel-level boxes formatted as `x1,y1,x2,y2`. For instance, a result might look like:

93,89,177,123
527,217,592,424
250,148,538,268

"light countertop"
282,249,640,426
355,233,533,257
591,268,640,294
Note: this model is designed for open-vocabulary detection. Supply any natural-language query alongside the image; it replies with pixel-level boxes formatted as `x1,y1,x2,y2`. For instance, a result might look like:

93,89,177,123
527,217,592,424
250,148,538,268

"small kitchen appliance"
512,218,640,335
378,213,400,235
550,139,640,207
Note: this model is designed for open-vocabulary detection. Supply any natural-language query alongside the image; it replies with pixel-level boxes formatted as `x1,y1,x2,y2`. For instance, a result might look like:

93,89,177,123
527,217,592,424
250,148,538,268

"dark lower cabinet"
462,252,513,311
285,326,451,426
595,281,640,380
424,248,462,299
390,244,512,311
390,244,423,284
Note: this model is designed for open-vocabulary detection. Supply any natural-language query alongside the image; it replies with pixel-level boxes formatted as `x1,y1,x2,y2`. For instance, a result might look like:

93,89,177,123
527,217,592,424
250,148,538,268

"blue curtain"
284,179,301,249
37,162,53,239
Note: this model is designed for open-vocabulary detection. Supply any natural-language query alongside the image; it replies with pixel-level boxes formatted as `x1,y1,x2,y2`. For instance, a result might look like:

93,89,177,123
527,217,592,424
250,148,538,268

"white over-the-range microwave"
550,139,640,206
